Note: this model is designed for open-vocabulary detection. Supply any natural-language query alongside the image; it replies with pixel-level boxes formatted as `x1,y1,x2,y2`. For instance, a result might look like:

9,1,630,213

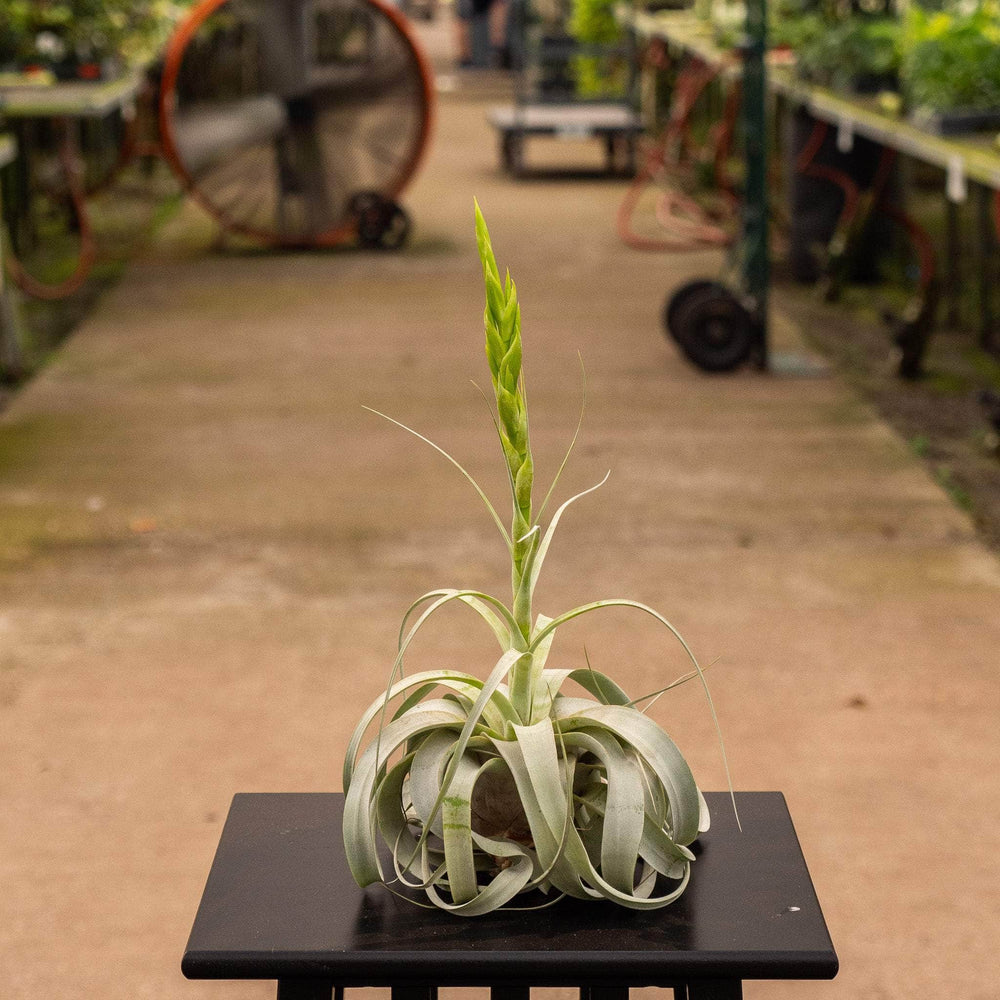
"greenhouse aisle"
1,13,998,1000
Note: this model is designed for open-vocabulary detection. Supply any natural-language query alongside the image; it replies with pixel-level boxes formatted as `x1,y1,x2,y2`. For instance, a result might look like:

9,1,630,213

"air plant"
342,202,731,916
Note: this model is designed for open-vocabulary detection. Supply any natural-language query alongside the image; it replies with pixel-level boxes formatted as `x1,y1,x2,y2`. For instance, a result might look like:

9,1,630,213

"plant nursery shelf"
0,71,144,119
624,9,1000,192
182,791,837,1000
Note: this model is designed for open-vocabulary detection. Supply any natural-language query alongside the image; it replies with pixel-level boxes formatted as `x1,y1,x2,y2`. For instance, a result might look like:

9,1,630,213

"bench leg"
0,213,25,383
492,989,530,1000
392,989,438,1000
581,989,628,1000
945,198,961,328
681,980,743,1000
977,183,997,351
276,979,332,1000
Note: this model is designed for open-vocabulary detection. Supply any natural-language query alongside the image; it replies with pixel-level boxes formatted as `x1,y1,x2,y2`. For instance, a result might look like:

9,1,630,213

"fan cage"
158,0,435,247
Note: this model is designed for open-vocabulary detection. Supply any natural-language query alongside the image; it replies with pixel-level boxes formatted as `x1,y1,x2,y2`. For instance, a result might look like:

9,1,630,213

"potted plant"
902,1,1000,134
342,204,732,915
569,0,628,99
0,0,187,82
793,13,901,95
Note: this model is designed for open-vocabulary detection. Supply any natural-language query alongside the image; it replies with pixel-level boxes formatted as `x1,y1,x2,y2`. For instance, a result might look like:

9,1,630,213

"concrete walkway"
2,16,998,1000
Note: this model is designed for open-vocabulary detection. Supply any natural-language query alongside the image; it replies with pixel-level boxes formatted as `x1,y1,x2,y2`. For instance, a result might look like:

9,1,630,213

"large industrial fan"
158,0,434,248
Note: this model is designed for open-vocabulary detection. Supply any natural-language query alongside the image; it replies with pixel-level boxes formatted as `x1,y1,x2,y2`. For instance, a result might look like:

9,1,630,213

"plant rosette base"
341,204,731,917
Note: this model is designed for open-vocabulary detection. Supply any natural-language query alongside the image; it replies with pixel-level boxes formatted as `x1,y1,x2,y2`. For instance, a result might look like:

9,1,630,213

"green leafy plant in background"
0,0,191,75
569,0,628,98
708,0,834,58
708,0,750,49
342,203,731,916
766,0,823,51
793,15,901,92
902,1,1000,113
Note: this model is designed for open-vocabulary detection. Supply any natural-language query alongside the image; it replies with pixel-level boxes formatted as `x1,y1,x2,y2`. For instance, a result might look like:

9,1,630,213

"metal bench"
488,103,642,176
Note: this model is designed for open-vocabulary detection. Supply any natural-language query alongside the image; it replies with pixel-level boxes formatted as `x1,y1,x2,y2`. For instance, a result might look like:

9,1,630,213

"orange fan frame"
158,0,435,247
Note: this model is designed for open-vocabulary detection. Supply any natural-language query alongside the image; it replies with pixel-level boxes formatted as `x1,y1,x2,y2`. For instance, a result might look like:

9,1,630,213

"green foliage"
0,0,191,69
709,0,749,49
902,1,1000,112
342,204,730,916
569,0,621,48
794,15,901,91
768,6,824,51
710,0,826,51
777,0,1000,110
569,0,628,98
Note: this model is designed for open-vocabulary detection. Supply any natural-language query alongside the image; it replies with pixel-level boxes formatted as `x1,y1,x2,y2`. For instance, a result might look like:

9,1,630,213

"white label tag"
946,156,967,203
836,118,854,153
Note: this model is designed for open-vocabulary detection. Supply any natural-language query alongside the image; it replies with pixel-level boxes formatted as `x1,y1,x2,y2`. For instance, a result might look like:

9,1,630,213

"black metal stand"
182,792,837,1000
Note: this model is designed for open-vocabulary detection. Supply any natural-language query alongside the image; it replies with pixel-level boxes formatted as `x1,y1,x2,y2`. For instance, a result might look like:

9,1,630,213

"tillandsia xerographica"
342,202,733,915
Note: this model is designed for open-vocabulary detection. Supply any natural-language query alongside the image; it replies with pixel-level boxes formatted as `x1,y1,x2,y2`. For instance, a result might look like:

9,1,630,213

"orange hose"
617,57,734,252
794,120,860,227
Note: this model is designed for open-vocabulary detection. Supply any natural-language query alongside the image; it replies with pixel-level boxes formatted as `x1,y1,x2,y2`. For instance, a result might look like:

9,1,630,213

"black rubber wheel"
663,279,724,343
371,202,410,249
351,191,410,249
669,283,756,372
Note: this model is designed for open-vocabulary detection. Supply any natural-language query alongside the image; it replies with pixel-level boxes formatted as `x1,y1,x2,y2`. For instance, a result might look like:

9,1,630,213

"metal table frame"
0,73,145,292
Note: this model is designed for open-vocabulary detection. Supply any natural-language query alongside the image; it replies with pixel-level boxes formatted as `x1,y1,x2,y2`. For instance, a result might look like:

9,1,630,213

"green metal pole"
740,0,769,368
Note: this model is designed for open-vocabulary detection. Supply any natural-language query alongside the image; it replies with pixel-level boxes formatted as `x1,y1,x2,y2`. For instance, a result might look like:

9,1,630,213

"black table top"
182,792,837,988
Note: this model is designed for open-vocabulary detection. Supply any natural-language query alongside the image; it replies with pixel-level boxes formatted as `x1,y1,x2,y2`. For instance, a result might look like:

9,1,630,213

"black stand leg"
493,989,530,1000
977,183,996,352
277,980,332,1000
685,981,743,1000
392,989,438,1000
946,198,961,328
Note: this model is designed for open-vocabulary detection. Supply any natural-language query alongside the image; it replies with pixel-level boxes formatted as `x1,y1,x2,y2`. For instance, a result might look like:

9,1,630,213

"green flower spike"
475,200,535,649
